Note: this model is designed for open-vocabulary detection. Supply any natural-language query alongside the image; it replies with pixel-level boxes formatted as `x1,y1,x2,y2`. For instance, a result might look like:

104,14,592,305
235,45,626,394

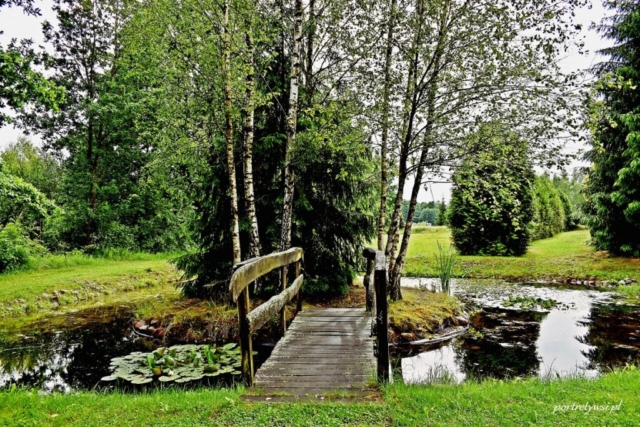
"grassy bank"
388,288,463,342
0,253,181,321
2,368,639,426
403,227,640,282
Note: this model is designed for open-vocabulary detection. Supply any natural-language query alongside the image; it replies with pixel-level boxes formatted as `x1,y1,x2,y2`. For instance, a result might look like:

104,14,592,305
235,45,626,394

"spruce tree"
585,0,640,256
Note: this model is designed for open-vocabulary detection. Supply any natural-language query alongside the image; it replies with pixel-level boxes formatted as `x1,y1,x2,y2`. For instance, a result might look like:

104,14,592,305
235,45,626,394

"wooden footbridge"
229,247,390,399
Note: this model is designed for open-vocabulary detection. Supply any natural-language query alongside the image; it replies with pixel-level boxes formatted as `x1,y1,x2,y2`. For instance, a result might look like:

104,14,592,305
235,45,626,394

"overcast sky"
0,1,612,202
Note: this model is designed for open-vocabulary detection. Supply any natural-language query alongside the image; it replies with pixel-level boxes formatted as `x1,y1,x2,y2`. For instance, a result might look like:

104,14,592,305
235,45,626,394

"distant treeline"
401,200,447,226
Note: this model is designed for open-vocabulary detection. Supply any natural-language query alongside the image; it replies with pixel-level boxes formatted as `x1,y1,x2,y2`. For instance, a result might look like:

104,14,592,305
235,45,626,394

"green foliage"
0,137,63,199
0,170,58,239
14,0,194,254
434,241,455,295
449,128,534,256
103,344,243,385
0,41,64,127
531,175,566,240
435,200,448,227
552,171,586,228
292,102,377,298
402,200,439,225
583,2,640,257
0,222,45,273
502,295,558,310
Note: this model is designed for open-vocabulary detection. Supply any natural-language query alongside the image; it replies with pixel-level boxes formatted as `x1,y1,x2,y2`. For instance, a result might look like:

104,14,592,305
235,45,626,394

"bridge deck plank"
250,308,376,398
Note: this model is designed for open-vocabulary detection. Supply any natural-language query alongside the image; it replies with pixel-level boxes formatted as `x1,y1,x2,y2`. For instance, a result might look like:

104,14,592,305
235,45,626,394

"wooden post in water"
295,260,303,313
280,266,287,335
237,286,255,385
374,250,390,383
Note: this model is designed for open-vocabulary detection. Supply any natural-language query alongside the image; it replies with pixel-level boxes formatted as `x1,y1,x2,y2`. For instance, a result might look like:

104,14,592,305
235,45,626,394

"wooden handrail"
363,247,390,383
229,247,303,302
230,248,304,386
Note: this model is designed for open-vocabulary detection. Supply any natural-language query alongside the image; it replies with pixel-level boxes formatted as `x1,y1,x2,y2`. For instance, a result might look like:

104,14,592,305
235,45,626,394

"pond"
396,278,640,384
3,280,639,391
0,307,272,392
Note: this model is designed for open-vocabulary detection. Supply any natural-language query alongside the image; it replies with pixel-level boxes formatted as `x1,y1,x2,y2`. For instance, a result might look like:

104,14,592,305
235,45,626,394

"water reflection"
0,314,154,392
398,279,640,384
0,307,273,392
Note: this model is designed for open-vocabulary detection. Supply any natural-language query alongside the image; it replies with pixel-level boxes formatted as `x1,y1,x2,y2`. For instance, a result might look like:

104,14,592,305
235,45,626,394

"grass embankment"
388,288,463,342
0,252,181,326
2,368,639,426
404,227,640,283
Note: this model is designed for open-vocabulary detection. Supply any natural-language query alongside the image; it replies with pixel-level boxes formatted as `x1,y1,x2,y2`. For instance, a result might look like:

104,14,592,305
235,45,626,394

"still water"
397,279,640,383
0,307,271,392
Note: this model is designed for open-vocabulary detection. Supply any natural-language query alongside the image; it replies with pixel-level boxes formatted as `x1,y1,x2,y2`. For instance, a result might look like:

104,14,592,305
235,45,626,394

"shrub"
0,222,45,273
531,175,566,240
449,128,535,256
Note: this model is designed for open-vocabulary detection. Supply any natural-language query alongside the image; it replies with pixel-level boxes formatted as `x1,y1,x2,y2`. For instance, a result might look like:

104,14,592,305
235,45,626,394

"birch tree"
223,0,242,266
280,0,303,252
243,21,261,260
373,0,587,298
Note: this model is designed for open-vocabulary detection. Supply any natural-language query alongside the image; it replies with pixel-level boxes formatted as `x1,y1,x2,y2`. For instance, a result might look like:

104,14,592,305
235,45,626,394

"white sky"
0,1,612,202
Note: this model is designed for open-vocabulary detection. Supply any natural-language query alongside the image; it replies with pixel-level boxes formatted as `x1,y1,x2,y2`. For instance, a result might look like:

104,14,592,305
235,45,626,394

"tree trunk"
384,0,425,271
280,0,303,252
304,0,315,108
388,0,450,300
243,27,261,261
377,0,397,251
389,143,429,300
224,0,242,265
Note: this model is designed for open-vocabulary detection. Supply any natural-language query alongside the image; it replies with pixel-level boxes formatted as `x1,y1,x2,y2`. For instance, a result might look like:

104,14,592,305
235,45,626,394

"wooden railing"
229,247,304,385
363,247,390,383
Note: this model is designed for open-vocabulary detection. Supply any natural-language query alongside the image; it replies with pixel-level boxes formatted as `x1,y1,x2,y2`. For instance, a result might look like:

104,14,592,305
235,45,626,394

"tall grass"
434,241,455,295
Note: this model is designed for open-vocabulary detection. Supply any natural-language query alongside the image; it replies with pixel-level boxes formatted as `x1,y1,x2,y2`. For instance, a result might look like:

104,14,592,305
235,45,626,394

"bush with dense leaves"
0,222,45,273
0,170,58,239
449,130,534,256
531,175,566,240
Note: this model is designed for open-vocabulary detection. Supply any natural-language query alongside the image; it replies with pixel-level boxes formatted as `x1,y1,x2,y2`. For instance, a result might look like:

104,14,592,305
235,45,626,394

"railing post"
374,251,390,383
280,266,287,335
363,248,376,313
237,286,255,385
295,260,303,313
363,258,374,312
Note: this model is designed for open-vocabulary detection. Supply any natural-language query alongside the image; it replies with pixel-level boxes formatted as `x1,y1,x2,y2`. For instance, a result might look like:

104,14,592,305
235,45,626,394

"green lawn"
2,368,639,426
402,227,640,281
0,253,180,320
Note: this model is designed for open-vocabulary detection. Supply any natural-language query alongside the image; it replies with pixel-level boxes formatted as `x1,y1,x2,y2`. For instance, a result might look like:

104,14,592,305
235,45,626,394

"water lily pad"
158,376,175,382
101,375,118,381
131,377,153,385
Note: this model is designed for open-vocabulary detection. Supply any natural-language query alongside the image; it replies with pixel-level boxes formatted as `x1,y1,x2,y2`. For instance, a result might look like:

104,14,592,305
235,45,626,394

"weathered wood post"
374,250,390,382
237,286,254,385
295,259,303,313
280,266,287,335
362,248,375,312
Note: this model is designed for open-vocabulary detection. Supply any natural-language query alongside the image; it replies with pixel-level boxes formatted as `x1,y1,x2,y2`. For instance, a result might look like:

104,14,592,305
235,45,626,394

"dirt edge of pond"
133,285,466,347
